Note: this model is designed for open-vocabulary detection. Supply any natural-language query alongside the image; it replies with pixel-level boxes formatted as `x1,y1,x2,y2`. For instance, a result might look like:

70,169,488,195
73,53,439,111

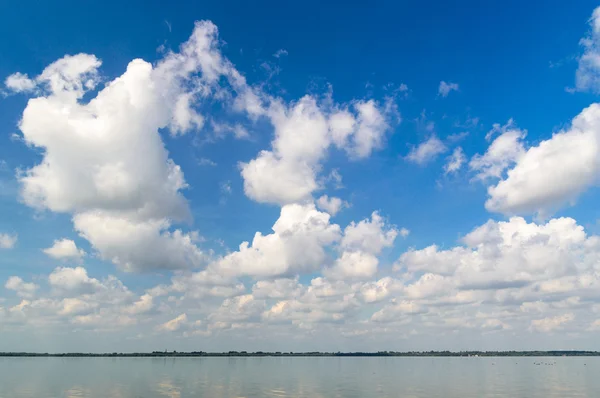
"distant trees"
1,350,599,357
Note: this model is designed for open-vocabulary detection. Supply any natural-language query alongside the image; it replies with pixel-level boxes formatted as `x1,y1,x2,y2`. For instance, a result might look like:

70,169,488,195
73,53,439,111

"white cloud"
215,203,341,277
444,147,466,174
170,269,246,299
197,157,217,167
209,294,265,324
0,233,17,249
10,21,261,272
576,6,600,92
43,238,85,261
399,227,410,238
157,314,188,332
397,216,598,295
438,81,459,97
406,136,447,165
4,72,36,93
241,97,393,205
58,298,99,316
324,212,397,280
74,213,207,272
340,212,397,255
273,49,288,58
469,121,525,180
316,195,346,216
252,278,303,299
481,105,600,216
371,299,425,322
530,313,575,333
5,277,38,298
323,250,379,280
358,277,403,303
48,266,103,293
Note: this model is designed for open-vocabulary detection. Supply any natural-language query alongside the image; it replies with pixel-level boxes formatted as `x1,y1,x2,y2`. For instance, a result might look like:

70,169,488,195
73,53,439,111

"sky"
2,0,600,352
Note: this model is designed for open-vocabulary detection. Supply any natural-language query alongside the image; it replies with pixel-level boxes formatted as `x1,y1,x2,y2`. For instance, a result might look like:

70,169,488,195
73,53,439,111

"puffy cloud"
209,294,265,324
371,299,425,323
157,314,188,332
122,294,154,315
58,298,99,316
4,72,36,93
170,269,246,299
481,105,600,216
9,21,261,272
251,278,303,299
43,238,85,261
73,213,206,272
438,81,459,97
0,233,17,249
358,277,403,303
316,195,346,216
241,97,393,205
323,212,397,280
324,251,379,280
397,216,598,297
443,147,466,175
406,136,447,165
48,267,103,293
340,212,397,255
530,313,575,333
5,276,38,298
215,203,341,277
576,6,600,93
469,121,525,180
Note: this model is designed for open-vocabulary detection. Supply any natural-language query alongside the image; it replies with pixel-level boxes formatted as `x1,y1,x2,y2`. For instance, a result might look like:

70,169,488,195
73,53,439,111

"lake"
0,356,597,397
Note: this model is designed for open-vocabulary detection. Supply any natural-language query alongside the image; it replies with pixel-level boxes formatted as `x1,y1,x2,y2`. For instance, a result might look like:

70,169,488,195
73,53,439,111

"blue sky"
2,0,600,352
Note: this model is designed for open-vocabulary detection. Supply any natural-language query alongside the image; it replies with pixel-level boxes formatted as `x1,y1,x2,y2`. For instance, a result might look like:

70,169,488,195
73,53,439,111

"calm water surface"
0,357,598,397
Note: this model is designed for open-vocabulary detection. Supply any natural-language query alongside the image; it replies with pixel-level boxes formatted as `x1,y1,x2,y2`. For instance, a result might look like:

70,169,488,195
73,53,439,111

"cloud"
325,212,397,280
438,81,459,97
157,314,188,332
576,6,600,92
241,97,393,205
48,266,103,293
215,203,341,277
316,195,346,216
323,250,379,280
340,212,397,255
5,277,38,298
273,49,288,58
530,313,575,333
397,216,598,295
469,120,525,180
480,105,600,217
0,233,17,249
444,147,466,174
406,136,447,165
4,72,36,93
197,157,217,167
74,212,207,272
8,21,264,272
43,238,85,261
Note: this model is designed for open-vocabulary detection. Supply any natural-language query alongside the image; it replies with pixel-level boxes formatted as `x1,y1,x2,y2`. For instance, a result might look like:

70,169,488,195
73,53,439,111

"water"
0,356,597,397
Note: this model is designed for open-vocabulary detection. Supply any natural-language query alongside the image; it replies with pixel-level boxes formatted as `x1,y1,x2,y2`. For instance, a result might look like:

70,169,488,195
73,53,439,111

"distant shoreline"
1,351,599,357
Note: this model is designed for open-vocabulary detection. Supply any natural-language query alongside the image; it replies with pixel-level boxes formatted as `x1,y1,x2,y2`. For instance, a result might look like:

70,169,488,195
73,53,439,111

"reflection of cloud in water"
156,380,181,398
266,388,288,397
65,386,91,397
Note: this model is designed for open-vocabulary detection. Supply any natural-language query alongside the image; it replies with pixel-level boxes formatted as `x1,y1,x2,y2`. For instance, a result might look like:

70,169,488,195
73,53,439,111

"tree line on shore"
1,350,599,357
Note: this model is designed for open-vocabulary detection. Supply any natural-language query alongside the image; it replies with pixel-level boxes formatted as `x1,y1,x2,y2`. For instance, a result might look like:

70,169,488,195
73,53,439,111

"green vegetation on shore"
1,350,599,357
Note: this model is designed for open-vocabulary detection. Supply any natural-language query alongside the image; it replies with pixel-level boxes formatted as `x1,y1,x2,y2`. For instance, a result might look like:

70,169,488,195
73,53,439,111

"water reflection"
0,357,597,397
